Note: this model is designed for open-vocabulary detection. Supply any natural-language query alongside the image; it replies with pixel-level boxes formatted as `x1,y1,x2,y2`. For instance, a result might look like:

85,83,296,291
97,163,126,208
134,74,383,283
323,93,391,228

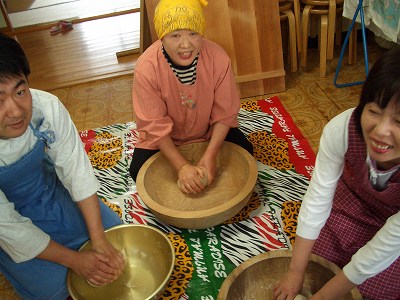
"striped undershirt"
162,46,198,85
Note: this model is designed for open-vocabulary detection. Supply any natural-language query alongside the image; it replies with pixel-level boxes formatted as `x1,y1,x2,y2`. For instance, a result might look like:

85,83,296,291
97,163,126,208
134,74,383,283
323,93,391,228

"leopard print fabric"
161,233,194,299
241,99,294,171
240,99,261,112
248,131,294,171
100,197,122,218
225,191,261,224
281,200,301,246
87,132,123,169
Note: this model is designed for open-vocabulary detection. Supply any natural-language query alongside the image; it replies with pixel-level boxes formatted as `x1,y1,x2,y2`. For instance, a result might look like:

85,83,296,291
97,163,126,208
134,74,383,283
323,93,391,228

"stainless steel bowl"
67,224,175,300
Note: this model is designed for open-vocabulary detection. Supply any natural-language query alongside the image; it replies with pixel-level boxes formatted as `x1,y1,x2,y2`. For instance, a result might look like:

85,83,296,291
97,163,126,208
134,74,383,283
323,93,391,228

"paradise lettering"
270,107,291,133
206,227,227,278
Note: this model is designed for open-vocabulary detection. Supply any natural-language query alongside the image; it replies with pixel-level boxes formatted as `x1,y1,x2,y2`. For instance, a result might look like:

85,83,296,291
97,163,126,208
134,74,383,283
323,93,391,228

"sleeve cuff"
343,263,367,285
9,230,50,263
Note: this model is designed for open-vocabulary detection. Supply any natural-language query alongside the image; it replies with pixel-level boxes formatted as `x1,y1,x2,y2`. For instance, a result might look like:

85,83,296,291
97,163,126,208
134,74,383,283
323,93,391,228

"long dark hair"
0,33,30,83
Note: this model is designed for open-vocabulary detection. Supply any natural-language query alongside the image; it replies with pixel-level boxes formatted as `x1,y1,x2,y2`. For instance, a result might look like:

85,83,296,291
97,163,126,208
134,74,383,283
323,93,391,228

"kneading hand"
273,269,304,300
177,164,208,194
72,237,126,287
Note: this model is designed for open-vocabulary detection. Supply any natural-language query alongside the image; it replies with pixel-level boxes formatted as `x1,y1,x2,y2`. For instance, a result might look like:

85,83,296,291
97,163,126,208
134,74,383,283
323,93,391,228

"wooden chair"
0,0,13,33
279,0,301,72
299,0,344,77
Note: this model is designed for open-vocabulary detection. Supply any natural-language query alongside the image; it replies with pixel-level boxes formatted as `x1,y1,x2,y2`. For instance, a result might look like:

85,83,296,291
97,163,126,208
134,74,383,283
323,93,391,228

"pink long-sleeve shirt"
132,38,240,150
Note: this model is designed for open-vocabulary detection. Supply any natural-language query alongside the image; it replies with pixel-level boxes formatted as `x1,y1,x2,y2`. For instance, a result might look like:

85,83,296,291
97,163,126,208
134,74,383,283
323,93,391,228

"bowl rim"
67,224,176,300
136,141,258,220
217,249,363,300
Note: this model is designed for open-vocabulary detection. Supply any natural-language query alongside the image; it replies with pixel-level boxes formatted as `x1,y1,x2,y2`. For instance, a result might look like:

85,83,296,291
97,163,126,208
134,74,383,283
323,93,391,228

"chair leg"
320,14,328,77
300,5,313,67
283,10,298,72
349,25,357,64
335,9,343,46
327,0,336,60
293,0,302,53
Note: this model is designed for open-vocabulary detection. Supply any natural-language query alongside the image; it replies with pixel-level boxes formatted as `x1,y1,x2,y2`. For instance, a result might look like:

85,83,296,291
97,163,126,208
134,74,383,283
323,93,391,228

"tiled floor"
50,75,136,131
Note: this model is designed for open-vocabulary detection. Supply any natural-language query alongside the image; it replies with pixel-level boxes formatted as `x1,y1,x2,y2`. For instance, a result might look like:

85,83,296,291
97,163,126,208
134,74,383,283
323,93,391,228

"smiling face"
161,29,203,66
361,99,400,170
0,75,32,139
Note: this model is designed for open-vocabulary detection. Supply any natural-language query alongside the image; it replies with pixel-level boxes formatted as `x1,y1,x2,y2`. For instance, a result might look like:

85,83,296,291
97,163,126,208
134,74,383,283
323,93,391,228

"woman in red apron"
274,48,400,299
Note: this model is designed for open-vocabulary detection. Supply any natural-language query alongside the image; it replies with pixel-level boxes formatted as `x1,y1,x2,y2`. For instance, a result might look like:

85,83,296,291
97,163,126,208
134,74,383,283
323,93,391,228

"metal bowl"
67,224,175,300
136,141,258,229
217,249,363,300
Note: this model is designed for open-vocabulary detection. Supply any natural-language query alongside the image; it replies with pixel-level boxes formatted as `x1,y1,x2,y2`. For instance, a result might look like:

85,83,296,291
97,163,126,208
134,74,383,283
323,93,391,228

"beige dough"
294,287,312,300
294,295,308,300
198,167,209,186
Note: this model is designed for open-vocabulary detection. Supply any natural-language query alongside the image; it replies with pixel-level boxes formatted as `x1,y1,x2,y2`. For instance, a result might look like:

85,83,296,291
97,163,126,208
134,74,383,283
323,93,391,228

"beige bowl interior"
67,224,175,300
217,250,363,300
136,142,258,229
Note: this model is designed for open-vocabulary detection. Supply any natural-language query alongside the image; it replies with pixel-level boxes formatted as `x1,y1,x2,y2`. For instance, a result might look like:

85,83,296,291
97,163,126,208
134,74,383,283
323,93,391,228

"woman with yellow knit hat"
129,0,253,194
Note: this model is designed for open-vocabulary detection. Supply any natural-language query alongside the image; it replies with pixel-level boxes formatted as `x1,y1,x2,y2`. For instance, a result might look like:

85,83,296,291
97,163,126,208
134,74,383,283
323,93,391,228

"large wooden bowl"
136,142,258,229
217,249,363,299
67,224,175,300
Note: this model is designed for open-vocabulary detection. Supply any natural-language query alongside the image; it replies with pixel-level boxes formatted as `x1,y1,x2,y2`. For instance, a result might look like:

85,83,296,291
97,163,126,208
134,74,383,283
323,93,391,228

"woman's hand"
273,269,304,300
198,157,216,184
178,164,208,194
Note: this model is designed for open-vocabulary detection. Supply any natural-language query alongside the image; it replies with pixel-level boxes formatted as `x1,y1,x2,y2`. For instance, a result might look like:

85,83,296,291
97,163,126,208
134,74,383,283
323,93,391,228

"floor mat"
78,96,316,299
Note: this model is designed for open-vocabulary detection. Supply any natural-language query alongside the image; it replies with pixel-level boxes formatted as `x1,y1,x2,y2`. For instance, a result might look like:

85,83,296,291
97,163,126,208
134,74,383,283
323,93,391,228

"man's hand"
69,249,121,287
70,237,126,287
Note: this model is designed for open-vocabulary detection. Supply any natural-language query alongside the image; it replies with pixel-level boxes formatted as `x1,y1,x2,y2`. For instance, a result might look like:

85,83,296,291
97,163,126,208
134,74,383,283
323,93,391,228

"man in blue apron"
0,33,125,299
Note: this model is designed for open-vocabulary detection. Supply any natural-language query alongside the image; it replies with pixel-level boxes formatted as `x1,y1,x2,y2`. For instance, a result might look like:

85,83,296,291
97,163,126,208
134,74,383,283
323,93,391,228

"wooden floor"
10,13,142,91
7,0,140,28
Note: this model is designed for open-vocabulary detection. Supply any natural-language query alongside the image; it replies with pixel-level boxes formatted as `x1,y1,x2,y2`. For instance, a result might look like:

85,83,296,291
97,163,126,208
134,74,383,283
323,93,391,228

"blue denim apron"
0,122,122,300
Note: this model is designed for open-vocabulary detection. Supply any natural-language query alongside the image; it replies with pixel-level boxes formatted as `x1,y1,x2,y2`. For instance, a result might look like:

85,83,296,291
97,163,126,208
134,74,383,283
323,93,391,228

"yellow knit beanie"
154,0,208,39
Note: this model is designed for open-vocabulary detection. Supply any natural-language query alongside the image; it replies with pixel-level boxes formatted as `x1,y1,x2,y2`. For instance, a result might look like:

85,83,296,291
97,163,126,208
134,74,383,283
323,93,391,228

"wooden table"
139,0,286,98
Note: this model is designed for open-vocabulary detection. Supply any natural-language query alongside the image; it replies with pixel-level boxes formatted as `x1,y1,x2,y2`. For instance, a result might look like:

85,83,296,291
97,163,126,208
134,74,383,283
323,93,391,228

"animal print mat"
79,96,316,300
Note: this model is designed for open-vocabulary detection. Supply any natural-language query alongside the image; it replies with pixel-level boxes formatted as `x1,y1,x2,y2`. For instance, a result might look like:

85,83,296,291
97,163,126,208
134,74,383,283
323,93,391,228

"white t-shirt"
0,89,99,263
297,108,400,285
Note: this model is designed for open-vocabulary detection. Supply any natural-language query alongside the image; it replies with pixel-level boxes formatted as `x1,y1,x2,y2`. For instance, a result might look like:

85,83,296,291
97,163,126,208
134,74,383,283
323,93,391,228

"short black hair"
0,33,31,83
354,47,400,132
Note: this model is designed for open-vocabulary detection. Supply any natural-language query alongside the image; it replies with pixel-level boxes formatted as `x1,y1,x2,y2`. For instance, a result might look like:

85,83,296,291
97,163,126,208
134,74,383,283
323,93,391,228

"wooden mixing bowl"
217,249,363,300
136,141,258,229
67,224,175,300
